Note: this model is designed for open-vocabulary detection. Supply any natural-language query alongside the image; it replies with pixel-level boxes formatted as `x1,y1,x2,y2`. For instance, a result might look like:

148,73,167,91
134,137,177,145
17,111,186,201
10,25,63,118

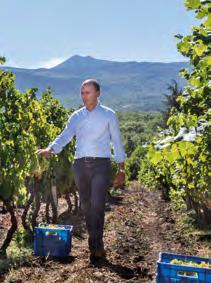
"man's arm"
47,113,76,154
108,111,127,168
108,112,126,188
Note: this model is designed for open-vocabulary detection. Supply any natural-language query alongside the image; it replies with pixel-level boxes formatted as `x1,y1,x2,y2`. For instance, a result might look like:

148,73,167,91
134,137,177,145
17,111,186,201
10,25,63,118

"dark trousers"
71,158,112,253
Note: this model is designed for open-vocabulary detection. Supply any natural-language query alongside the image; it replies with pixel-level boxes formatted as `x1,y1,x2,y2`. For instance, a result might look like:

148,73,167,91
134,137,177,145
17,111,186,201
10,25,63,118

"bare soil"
0,181,210,283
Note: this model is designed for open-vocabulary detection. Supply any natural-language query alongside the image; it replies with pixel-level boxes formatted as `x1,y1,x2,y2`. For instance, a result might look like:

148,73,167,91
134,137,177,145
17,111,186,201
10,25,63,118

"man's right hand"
34,148,54,159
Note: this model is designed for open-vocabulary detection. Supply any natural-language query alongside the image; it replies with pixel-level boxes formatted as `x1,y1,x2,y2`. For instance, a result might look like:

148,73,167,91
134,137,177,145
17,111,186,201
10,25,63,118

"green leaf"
204,16,211,29
194,43,207,56
185,0,200,9
196,6,208,18
149,151,162,165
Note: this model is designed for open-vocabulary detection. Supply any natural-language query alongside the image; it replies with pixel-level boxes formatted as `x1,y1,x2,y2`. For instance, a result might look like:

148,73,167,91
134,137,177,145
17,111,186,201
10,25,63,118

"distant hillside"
1,55,188,111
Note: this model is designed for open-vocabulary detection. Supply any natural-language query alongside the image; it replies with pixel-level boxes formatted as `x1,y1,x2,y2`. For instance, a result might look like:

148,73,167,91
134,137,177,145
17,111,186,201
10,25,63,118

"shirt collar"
85,100,101,113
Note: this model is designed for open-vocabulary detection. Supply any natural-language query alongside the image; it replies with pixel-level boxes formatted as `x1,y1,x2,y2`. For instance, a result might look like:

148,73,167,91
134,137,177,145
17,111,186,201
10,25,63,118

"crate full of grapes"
156,252,211,283
34,223,73,257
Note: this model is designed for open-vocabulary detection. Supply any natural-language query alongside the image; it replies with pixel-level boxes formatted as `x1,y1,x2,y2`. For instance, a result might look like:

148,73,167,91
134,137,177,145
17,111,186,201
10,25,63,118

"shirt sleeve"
47,112,76,154
108,111,127,163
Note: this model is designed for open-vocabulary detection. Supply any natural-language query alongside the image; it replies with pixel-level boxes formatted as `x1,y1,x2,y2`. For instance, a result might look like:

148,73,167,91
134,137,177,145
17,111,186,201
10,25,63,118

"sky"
0,0,199,68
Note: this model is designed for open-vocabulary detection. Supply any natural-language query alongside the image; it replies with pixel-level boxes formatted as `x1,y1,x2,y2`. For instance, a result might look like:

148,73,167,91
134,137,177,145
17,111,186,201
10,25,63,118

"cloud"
40,57,67,69
4,57,67,69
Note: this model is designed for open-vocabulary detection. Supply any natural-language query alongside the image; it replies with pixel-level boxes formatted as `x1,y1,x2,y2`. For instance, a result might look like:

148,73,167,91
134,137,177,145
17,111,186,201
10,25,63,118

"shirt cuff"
47,145,56,154
114,154,127,163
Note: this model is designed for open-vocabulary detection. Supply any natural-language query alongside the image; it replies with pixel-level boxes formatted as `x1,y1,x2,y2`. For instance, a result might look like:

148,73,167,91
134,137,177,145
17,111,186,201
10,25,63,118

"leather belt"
77,157,110,161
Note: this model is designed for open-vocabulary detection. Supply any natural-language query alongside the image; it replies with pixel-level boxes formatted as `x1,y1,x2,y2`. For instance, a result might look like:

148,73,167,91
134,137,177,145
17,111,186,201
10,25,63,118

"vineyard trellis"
0,58,78,253
139,0,211,224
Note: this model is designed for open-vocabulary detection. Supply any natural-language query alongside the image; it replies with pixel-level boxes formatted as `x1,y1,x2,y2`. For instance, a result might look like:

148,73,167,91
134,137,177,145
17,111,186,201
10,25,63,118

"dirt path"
0,181,208,283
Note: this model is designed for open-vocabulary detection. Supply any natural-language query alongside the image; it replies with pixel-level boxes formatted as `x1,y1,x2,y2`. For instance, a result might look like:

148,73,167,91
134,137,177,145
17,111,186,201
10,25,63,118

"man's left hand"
113,171,125,188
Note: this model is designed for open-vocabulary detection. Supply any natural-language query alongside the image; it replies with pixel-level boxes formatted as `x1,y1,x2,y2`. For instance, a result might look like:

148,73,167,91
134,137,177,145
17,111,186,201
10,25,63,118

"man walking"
36,79,126,264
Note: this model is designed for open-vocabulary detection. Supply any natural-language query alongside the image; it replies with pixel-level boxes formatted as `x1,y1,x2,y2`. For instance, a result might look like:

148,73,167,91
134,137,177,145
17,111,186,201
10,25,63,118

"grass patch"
0,226,34,274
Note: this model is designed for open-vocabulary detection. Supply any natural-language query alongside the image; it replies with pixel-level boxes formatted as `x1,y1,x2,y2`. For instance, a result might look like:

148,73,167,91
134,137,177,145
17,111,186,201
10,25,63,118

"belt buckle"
84,156,89,162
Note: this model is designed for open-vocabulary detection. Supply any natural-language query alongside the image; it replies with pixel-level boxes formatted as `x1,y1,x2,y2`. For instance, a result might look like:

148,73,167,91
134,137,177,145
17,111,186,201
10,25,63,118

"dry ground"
0,181,210,283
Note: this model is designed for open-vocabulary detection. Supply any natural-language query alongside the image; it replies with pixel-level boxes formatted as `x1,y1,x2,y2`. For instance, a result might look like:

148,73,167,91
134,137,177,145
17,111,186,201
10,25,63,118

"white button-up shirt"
47,101,127,163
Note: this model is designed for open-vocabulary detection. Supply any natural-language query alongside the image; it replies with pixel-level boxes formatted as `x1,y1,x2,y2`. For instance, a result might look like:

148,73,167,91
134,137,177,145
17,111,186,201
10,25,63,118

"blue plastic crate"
34,223,73,257
156,252,211,283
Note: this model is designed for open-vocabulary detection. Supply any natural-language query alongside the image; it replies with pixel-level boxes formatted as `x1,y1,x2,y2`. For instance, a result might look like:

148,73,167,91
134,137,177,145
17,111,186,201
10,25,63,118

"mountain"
0,55,188,111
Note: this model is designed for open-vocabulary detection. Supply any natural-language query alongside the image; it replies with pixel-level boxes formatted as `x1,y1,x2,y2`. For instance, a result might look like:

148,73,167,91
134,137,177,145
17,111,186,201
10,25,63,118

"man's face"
81,83,100,107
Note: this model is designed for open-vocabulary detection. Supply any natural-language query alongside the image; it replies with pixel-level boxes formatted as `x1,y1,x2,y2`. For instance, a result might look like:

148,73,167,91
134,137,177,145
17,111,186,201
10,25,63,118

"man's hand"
113,171,125,188
34,148,54,159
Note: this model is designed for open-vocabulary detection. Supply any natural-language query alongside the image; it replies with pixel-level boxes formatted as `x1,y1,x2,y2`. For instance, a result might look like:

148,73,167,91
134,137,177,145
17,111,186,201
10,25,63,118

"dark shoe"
89,249,107,265
89,255,108,266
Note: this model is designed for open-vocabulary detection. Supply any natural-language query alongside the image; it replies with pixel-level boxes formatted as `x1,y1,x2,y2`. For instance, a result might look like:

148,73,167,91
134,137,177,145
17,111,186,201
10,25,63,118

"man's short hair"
81,79,100,92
